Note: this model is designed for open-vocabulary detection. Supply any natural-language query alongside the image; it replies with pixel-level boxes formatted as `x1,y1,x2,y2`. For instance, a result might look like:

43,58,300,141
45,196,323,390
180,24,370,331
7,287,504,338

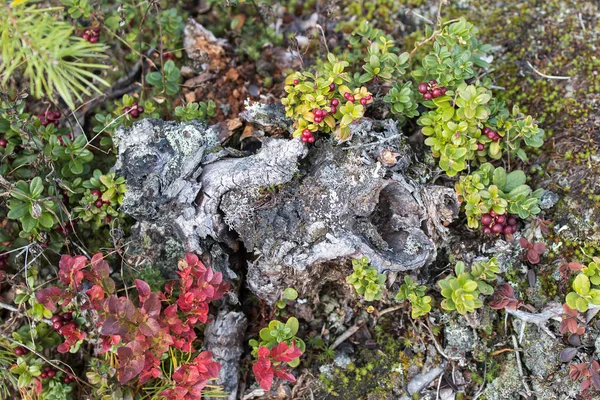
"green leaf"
21,214,37,232
574,274,590,296
146,72,163,88
283,288,298,301
7,202,29,219
504,170,527,192
29,177,44,198
285,317,299,336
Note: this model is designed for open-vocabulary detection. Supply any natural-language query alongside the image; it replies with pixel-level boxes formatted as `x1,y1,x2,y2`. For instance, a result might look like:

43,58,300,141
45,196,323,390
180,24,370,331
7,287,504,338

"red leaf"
257,346,270,358
270,341,303,363
138,318,160,337
35,287,68,311
581,379,591,391
519,237,531,249
527,249,540,264
533,242,546,255
559,347,578,363
563,304,578,317
568,262,584,271
274,368,296,383
488,298,509,310
100,316,126,336
142,293,161,318
252,358,274,391
117,341,146,384
135,279,151,303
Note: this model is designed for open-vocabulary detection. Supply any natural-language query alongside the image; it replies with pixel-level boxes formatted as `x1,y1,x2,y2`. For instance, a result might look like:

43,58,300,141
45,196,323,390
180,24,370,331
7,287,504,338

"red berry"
105,216,111,223
103,199,110,205
432,88,442,98
302,129,311,137
14,347,23,356
483,227,492,234
490,210,498,217
491,223,504,234
343,92,350,99
330,106,337,114
477,143,485,151
496,215,506,224
293,79,299,85
89,36,99,43
57,136,65,146
62,312,73,321
94,200,104,208
486,131,495,139
347,95,355,102
329,83,336,91
429,79,437,85
41,372,48,379
82,33,90,41
130,109,140,118
511,224,518,233
423,92,433,100
0,138,7,148
93,27,101,34
51,315,62,324
508,216,517,226
137,106,144,113
360,98,367,105
307,136,315,143
503,225,513,235
481,214,492,226
418,83,429,94
301,136,308,143
331,99,339,107
52,111,61,120
47,370,56,378
312,108,319,115
0,260,6,268
366,95,372,100
314,116,322,123
53,321,63,330
91,189,102,198
440,87,447,95
483,127,491,134
44,366,52,372
492,134,500,142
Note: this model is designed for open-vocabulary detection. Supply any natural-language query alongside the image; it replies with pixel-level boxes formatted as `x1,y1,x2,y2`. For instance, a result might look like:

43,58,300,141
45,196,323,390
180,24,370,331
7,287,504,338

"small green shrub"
455,163,543,228
438,258,499,314
175,101,217,122
395,276,432,318
346,256,386,302
566,257,600,312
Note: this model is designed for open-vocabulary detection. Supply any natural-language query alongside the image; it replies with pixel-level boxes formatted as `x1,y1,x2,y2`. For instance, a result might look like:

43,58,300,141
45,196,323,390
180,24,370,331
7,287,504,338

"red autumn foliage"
569,361,600,392
35,252,230,389
560,304,586,335
488,283,522,310
519,237,546,264
252,342,302,390
159,351,221,400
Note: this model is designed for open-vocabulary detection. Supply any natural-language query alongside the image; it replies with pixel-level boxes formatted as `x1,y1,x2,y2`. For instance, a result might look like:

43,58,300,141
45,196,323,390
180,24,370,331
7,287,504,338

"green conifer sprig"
1,2,109,109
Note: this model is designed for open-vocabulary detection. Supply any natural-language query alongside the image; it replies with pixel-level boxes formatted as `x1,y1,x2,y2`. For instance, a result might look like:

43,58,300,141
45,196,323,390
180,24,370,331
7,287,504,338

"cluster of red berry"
91,189,110,208
124,102,144,119
482,127,501,142
51,312,75,333
40,365,57,380
14,346,29,356
418,80,447,100
301,129,315,143
63,374,75,384
38,110,61,127
81,27,100,43
481,211,519,235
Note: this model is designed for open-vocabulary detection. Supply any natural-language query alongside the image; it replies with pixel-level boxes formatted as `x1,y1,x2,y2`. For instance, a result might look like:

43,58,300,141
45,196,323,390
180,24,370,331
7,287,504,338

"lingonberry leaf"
591,368,600,391
527,269,536,287
581,379,591,391
117,341,145,384
100,316,126,336
569,262,585,271
559,347,578,363
519,237,531,249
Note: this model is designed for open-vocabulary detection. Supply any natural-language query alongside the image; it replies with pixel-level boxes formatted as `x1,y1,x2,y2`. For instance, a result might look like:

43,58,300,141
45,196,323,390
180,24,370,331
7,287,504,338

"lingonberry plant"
7,253,230,398
438,258,500,315
395,276,432,318
249,317,305,390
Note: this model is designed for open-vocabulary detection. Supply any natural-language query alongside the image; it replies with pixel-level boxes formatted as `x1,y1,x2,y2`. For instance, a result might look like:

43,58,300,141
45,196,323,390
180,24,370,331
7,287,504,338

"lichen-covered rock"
520,324,563,379
442,314,476,360
482,353,522,400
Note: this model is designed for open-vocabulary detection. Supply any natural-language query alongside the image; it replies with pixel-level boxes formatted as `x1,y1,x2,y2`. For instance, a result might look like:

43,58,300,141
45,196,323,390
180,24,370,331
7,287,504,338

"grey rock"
539,190,559,209
204,311,248,400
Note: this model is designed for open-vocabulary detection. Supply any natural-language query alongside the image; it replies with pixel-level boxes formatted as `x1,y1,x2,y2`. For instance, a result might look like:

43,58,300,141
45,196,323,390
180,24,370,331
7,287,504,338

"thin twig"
329,321,364,350
315,24,329,54
526,61,571,80
512,335,532,397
